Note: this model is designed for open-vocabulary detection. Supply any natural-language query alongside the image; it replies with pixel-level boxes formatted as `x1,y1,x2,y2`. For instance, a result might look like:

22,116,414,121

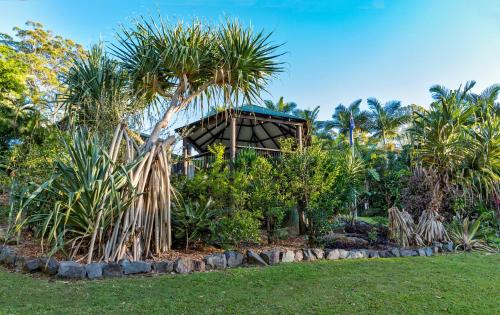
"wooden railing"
172,146,282,175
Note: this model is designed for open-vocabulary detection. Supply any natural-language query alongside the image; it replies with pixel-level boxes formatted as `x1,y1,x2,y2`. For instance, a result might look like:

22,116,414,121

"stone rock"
443,241,454,252
311,248,324,260
204,253,227,270
325,249,340,260
174,258,193,274
302,249,316,261
323,233,369,249
193,260,205,272
225,251,244,268
85,263,103,279
247,250,268,266
347,250,366,259
58,261,85,279
152,261,174,273
0,246,15,265
280,250,295,263
433,242,443,252
260,249,280,265
388,248,400,257
432,246,441,253
120,260,151,275
14,256,26,271
102,263,123,278
294,250,303,262
338,249,350,259
417,248,427,257
23,258,41,273
368,250,379,258
400,249,418,257
41,257,59,275
423,247,434,256
378,250,389,258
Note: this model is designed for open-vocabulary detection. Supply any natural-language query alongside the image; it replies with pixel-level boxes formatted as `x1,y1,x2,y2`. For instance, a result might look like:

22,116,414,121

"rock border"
0,242,456,280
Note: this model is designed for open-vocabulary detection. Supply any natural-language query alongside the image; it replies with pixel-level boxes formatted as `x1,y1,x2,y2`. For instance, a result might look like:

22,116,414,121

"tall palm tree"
367,98,410,146
294,105,320,136
263,96,297,114
323,99,370,137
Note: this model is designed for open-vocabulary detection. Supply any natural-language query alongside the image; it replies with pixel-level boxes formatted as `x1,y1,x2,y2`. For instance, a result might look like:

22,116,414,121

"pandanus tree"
62,17,283,261
410,81,499,209
366,98,410,148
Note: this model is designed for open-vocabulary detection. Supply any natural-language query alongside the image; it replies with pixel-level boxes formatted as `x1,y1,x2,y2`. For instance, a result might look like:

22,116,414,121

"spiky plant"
448,215,494,252
388,206,413,247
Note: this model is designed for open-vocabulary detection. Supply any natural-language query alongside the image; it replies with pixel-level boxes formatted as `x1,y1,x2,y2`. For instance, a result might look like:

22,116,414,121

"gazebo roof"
176,105,306,152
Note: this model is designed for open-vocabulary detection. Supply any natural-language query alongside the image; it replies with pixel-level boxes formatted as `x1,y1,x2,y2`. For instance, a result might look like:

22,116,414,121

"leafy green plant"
8,129,139,261
173,198,216,251
448,215,494,252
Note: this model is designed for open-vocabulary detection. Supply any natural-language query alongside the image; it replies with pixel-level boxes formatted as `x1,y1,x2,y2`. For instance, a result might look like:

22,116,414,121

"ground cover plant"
0,253,498,314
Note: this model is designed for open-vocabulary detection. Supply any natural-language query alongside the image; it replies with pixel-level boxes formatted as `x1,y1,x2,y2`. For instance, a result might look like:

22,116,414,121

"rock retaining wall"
0,242,456,280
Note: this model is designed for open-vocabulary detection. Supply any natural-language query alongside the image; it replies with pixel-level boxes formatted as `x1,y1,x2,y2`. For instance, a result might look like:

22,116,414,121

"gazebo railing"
172,146,282,175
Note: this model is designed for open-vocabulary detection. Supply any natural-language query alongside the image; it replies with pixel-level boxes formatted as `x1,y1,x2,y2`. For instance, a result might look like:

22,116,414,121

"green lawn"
0,254,499,314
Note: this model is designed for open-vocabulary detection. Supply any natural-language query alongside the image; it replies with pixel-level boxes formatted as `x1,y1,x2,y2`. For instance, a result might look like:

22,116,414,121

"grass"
0,253,498,314
358,216,388,226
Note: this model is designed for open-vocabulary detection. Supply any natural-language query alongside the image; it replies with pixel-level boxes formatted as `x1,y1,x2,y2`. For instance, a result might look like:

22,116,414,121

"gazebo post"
296,124,303,152
182,138,191,175
230,117,237,161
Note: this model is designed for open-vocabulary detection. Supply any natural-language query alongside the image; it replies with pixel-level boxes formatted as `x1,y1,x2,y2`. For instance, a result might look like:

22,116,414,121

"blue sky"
2,0,500,123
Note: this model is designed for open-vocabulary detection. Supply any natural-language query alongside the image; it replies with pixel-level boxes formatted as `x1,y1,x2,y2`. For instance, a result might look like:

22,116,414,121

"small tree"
63,17,283,261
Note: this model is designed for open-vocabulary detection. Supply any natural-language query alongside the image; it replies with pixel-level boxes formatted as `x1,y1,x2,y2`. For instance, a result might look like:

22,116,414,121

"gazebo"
174,105,308,175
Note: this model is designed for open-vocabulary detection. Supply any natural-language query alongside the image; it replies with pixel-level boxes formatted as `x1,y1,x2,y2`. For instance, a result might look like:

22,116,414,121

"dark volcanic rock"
85,263,103,279
120,260,151,275
41,257,59,276
247,250,268,266
152,261,174,273
102,263,123,278
58,261,85,279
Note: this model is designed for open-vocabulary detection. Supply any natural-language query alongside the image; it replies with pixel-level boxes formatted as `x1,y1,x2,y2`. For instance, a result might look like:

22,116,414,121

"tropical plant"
173,198,216,250
388,206,414,247
448,215,493,251
294,105,321,136
263,96,297,114
322,99,370,137
367,98,409,148
409,81,499,211
9,129,140,262
60,16,283,260
63,45,147,135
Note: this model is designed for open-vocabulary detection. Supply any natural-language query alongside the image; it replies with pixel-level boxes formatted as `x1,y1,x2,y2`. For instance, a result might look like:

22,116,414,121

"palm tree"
263,96,297,114
323,99,370,137
367,98,410,147
294,106,320,136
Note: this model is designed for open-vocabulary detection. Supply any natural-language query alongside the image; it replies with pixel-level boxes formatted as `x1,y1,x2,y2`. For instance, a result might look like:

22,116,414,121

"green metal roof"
234,105,305,121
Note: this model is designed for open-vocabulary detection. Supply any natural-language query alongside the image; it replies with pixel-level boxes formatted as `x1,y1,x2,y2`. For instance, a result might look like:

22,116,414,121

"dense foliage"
1,19,498,258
